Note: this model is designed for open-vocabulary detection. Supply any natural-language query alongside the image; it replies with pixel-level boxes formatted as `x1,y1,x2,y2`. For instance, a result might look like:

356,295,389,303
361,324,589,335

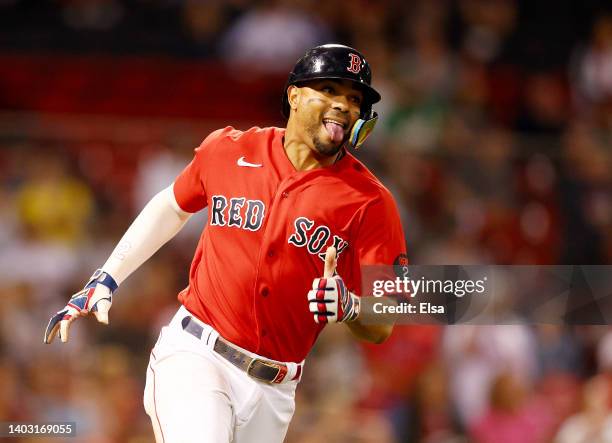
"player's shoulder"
197,126,280,154
341,153,396,203
206,125,279,143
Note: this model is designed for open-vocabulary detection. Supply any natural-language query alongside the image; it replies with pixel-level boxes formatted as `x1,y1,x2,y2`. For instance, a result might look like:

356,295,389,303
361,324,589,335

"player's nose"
330,95,350,113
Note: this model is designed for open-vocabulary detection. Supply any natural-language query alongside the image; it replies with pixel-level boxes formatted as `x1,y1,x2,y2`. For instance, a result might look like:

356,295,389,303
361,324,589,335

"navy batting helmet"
282,44,381,148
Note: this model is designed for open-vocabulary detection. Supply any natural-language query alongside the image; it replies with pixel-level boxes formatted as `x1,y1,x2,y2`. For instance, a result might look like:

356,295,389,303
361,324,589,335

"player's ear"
287,85,300,113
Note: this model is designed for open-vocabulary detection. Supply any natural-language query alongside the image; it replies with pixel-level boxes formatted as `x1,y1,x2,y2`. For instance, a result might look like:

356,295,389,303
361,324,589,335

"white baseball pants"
143,306,300,443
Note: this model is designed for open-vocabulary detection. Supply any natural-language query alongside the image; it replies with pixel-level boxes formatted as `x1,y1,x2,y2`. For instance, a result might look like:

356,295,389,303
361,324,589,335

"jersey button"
267,249,275,258
261,287,269,297
281,191,289,198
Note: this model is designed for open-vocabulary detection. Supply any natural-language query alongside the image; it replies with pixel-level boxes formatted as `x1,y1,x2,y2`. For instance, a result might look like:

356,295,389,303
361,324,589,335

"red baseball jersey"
173,126,406,362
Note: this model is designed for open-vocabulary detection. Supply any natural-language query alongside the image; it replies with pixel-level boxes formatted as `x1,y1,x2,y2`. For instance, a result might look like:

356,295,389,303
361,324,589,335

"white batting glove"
307,247,360,324
44,269,118,343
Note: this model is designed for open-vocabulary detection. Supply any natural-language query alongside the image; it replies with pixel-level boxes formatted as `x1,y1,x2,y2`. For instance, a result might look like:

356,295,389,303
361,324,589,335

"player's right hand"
44,269,118,344
307,247,360,324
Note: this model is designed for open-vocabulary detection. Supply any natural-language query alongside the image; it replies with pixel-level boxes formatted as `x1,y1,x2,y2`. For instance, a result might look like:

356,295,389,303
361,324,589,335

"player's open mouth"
323,118,346,143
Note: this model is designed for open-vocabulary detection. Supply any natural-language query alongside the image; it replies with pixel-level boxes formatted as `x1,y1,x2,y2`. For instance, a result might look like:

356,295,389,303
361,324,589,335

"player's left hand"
307,247,360,324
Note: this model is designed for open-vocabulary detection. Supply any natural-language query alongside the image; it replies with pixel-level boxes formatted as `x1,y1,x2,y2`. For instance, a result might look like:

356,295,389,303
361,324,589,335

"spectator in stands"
219,0,331,73
555,375,612,443
471,373,555,443
16,151,93,245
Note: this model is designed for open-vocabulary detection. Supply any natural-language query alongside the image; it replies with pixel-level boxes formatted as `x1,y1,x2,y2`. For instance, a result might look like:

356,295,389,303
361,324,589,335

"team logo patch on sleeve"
393,253,409,278
393,253,409,267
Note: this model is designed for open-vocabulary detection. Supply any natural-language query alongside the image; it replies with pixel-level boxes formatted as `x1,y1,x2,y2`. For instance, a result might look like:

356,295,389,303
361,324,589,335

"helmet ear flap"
348,111,378,149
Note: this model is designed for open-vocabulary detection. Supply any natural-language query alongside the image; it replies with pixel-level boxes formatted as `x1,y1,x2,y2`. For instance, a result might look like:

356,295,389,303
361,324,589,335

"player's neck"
283,124,339,171
283,139,337,171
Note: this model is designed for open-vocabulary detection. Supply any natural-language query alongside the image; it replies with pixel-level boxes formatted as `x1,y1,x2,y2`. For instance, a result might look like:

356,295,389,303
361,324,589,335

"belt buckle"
246,359,286,384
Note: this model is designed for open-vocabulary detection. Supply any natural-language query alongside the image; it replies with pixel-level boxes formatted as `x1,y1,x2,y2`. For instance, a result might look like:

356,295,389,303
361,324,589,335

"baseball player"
44,44,407,443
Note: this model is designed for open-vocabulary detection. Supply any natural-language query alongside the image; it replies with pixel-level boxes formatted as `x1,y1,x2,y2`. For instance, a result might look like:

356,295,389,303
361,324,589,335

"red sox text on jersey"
210,197,349,261
173,126,406,362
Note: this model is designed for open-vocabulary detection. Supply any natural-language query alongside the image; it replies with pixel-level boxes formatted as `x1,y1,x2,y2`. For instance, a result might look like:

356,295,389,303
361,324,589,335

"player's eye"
321,86,335,94
349,95,362,105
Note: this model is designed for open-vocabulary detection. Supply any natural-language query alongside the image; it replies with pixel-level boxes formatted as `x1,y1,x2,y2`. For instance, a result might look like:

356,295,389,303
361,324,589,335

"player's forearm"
102,185,192,284
347,320,393,344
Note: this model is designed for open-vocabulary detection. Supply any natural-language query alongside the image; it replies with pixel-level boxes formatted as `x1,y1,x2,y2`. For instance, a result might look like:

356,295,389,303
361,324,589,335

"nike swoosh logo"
237,156,262,168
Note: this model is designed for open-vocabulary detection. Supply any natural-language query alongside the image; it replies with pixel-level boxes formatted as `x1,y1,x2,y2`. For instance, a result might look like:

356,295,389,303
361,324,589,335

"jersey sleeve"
173,129,225,213
356,191,407,265
348,191,408,296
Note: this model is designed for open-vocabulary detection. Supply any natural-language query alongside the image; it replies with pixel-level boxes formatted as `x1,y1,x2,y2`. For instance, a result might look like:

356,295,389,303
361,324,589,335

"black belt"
181,316,297,384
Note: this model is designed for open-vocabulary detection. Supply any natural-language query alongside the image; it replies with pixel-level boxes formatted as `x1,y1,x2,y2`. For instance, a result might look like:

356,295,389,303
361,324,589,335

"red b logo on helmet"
347,53,362,74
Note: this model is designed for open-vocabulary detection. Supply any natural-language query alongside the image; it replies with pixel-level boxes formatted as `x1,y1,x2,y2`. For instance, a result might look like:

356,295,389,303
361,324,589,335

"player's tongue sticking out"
324,121,344,144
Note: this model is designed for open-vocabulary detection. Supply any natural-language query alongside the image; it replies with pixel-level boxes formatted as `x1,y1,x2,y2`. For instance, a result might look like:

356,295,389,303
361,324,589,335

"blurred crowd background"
1,0,612,442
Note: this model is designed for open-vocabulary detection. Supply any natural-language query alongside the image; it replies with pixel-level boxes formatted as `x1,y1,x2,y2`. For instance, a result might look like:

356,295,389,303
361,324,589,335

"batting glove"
44,269,118,344
308,275,361,324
